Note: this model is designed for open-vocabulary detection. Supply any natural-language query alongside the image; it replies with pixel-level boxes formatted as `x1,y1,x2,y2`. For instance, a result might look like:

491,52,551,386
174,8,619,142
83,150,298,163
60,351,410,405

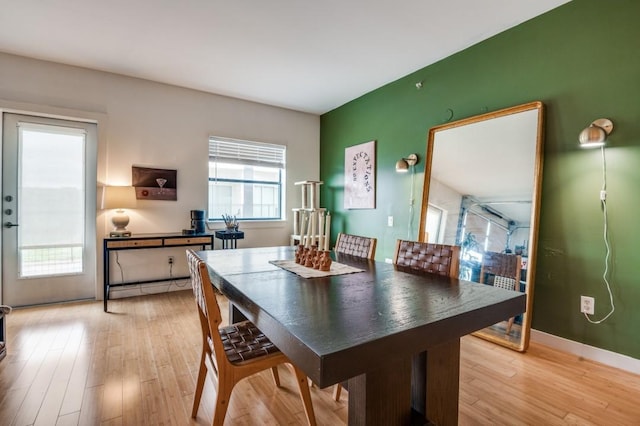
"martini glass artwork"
156,178,167,194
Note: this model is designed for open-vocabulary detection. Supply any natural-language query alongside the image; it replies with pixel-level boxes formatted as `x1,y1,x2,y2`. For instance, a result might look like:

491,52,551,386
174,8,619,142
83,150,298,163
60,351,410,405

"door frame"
0,100,108,304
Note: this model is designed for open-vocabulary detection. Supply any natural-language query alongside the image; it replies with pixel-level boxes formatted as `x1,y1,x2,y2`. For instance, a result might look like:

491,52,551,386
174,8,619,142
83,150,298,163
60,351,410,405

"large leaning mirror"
418,101,544,352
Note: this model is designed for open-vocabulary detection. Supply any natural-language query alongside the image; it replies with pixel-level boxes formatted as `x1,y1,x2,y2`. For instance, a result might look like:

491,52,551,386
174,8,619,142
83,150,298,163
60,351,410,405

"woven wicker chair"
393,240,460,278
186,249,316,426
480,251,522,335
334,233,377,259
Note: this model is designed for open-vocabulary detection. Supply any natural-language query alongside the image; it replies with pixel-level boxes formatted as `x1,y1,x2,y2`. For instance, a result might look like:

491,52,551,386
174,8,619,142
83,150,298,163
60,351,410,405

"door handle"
3,222,19,228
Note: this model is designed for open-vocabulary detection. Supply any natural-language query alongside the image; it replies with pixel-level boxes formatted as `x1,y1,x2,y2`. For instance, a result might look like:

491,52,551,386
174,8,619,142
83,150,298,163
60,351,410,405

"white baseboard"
531,329,640,375
109,279,191,299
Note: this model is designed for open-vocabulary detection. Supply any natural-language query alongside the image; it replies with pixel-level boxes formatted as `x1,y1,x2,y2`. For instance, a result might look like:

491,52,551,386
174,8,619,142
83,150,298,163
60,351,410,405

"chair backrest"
334,233,377,259
479,251,521,288
393,240,460,278
186,249,225,368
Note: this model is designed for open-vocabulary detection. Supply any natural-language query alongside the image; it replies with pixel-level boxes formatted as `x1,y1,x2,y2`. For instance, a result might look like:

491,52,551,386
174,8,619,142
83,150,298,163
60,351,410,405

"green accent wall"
319,0,640,358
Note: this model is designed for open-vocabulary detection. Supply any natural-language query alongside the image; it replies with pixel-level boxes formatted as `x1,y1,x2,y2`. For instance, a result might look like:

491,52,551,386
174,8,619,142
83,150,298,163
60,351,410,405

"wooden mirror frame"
418,101,544,352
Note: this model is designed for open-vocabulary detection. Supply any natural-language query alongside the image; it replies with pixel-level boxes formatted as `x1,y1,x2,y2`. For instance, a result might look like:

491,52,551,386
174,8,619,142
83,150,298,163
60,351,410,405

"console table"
214,229,244,249
103,233,213,312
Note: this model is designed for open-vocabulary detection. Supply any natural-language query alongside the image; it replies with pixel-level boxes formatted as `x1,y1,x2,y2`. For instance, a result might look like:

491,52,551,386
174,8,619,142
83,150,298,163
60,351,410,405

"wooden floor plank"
1,290,639,425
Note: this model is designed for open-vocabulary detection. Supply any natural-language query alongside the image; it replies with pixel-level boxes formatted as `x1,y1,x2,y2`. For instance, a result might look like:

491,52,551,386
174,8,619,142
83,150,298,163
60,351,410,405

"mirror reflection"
419,101,544,351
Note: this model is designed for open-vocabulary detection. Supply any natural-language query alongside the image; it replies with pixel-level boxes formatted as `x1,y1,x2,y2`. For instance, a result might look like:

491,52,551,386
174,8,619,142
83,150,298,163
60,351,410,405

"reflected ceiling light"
579,118,613,148
395,153,418,173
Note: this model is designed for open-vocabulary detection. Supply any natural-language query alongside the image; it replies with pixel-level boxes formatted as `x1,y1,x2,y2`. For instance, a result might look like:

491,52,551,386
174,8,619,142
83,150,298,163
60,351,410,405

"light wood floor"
0,290,639,426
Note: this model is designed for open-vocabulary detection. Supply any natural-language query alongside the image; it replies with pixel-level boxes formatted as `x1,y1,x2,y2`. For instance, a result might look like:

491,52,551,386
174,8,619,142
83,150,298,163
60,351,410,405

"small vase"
319,250,332,271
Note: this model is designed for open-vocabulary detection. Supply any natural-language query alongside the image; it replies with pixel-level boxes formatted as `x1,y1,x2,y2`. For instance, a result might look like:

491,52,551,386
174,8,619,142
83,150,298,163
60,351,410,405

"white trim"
531,329,640,375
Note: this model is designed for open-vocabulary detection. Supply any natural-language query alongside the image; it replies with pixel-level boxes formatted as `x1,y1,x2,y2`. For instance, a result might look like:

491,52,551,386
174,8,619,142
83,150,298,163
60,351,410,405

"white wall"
0,52,319,300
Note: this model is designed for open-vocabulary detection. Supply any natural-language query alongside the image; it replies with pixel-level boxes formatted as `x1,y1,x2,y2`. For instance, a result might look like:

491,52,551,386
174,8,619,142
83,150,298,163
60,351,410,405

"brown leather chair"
334,233,377,259
393,240,460,277
480,251,522,335
186,249,317,425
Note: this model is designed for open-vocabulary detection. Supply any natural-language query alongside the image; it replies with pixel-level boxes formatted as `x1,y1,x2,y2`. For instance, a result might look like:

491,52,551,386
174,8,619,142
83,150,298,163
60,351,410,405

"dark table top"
197,246,525,388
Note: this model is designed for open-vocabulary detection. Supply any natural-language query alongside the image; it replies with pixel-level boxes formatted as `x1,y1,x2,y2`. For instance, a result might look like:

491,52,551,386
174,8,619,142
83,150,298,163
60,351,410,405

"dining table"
196,246,525,425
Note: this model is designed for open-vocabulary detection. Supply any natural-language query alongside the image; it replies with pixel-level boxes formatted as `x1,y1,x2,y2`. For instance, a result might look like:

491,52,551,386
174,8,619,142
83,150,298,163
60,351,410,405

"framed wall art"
344,140,376,209
132,166,177,200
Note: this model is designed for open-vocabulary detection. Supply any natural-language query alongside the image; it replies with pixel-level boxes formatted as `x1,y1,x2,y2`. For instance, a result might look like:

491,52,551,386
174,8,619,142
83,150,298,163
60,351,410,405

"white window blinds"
209,137,285,168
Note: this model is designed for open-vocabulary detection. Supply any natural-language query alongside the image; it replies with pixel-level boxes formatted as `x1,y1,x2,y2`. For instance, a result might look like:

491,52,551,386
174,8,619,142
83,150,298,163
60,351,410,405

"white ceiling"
0,0,569,114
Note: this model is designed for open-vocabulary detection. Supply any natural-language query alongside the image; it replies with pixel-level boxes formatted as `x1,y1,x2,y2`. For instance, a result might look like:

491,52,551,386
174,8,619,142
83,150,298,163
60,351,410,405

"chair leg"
271,366,281,387
506,317,515,335
192,349,208,418
332,384,342,401
212,375,234,426
288,364,317,426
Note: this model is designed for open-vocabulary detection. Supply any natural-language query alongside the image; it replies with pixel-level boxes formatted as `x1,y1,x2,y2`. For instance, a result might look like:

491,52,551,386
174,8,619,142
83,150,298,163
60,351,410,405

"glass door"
2,113,97,306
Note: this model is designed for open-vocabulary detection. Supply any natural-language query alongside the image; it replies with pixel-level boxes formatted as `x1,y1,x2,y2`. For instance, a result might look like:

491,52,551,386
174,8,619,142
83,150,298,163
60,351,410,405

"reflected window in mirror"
424,204,446,244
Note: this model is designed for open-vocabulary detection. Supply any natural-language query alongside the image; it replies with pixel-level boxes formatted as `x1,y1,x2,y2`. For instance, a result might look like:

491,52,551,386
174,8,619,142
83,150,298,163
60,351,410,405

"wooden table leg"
412,339,460,426
347,357,412,425
228,303,248,324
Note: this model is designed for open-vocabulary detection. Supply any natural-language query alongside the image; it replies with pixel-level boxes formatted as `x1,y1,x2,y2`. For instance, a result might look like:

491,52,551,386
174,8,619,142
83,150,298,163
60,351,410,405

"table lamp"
102,186,137,237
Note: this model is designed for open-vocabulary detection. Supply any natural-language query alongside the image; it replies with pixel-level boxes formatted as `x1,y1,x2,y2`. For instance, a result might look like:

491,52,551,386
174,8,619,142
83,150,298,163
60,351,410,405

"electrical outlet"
387,216,394,227
580,295,595,315
168,256,174,265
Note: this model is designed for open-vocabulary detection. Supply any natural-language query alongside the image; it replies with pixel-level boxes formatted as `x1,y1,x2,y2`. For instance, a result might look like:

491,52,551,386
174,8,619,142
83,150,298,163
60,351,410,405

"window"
18,123,86,277
208,137,285,221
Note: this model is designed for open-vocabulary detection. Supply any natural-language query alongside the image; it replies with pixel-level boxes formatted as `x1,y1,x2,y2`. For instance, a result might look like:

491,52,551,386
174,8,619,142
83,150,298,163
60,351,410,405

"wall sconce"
395,154,418,172
101,186,137,237
577,118,616,324
396,154,420,238
579,118,613,148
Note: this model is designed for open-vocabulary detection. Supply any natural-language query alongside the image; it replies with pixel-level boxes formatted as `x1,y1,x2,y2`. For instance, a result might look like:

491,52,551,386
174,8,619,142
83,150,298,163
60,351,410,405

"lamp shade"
395,153,418,173
579,126,606,148
101,186,137,210
579,119,613,149
395,159,409,172
102,186,136,237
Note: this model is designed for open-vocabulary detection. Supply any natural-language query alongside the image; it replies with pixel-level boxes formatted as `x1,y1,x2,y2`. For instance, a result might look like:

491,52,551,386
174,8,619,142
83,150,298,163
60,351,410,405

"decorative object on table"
318,251,332,271
344,140,376,209
270,259,361,278
312,249,322,269
295,244,305,264
304,245,317,268
292,245,333,272
101,185,137,237
132,166,177,201
221,214,239,230
292,181,327,247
